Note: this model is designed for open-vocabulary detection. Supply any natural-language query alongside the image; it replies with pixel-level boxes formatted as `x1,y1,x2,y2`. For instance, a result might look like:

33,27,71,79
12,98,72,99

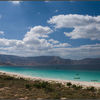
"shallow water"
0,65,100,82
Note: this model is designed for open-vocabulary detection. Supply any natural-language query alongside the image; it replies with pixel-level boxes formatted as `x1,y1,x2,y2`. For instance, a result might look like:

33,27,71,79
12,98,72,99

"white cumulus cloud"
0,31,4,35
0,25,71,57
9,1,22,5
48,14,100,40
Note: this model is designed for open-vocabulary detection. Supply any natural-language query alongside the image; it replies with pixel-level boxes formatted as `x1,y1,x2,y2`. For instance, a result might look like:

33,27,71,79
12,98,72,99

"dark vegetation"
0,75,100,99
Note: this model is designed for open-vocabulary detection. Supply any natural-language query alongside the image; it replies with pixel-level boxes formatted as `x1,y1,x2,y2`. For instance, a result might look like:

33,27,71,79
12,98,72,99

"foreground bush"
0,74,99,99
86,86,96,92
66,82,72,87
72,84,83,90
33,81,54,92
25,84,31,89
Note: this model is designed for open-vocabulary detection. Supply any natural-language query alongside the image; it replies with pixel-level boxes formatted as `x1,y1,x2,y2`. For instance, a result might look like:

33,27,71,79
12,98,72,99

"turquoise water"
0,65,100,82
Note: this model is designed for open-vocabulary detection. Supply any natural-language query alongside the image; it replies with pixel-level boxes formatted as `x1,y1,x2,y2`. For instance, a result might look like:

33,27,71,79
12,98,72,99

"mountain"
0,54,100,66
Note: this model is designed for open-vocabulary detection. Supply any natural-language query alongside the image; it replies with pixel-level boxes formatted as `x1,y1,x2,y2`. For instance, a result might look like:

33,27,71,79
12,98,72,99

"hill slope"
0,54,100,66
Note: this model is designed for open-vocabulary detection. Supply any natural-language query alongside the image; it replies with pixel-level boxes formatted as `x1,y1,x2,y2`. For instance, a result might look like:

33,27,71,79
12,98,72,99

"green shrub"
33,81,53,92
67,82,72,87
4,76,14,80
41,81,49,88
56,83,62,88
20,77,25,80
33,81,49,88
33,81,42,89
25,84,31,89
86,86,96,92
77,85,82,89
72,84,82,90
72,84,77,88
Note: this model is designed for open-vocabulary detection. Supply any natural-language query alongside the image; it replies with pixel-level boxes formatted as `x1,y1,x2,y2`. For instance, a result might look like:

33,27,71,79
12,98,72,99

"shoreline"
0,71,100,89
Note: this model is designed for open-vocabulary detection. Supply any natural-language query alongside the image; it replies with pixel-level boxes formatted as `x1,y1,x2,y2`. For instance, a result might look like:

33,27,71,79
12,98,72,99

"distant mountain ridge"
0,54,100,66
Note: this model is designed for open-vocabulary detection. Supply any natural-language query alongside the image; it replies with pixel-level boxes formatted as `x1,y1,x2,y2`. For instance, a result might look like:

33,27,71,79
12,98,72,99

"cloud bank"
9,1,22,5
0,26,71,58
48,14,100,40
0,14,100,59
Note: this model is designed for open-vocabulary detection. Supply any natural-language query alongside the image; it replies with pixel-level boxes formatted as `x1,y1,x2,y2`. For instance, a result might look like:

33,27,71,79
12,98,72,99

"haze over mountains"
0,54,100,66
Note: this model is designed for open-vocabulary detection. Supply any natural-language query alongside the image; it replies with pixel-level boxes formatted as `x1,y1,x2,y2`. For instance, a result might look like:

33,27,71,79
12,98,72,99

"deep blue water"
0,65,100,82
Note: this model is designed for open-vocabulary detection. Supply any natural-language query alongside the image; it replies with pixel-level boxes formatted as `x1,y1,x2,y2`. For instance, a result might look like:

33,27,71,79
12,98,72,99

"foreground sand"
0,71,100,89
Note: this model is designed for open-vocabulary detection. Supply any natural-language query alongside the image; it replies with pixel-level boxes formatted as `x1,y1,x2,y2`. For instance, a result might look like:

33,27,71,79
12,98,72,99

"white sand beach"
0,71,100,89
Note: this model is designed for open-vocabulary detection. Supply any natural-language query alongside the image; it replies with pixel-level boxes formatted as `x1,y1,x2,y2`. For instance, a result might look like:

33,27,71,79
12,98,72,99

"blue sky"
0,1,100,59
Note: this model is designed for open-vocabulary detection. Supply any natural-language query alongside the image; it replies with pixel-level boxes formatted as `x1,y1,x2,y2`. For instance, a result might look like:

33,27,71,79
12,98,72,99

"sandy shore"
0,71,100,89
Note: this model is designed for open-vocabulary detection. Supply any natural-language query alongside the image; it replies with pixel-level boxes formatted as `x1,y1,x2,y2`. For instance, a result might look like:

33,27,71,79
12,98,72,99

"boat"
74,73,80,79
91,80,98,82
74,77,80,79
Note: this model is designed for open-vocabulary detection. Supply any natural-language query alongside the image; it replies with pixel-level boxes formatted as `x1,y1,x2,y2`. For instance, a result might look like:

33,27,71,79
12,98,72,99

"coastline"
0,71,100,89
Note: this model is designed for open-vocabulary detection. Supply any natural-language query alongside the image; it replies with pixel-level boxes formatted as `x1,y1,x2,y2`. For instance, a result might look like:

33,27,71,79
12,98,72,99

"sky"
0,1,100,59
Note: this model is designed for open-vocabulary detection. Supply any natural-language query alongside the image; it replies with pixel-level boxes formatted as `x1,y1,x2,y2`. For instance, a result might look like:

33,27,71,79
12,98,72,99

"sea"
0,64,100,82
